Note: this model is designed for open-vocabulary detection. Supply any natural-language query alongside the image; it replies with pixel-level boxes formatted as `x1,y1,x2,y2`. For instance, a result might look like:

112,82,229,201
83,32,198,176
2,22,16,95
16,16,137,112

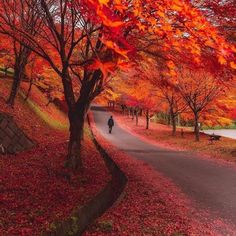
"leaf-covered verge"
86,113,236,236
0,81,110,235
0,80,68,141
110,110,236,163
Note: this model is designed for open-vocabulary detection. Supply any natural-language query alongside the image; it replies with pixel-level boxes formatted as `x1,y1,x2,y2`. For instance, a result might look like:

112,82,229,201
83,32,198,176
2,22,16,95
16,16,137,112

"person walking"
108,116,114,133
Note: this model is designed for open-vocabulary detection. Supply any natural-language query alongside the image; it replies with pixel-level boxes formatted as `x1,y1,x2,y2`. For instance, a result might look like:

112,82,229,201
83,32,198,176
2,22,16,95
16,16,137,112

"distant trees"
0,0,234,168
157,78,187,136
176,69,223,141
113,59,234,141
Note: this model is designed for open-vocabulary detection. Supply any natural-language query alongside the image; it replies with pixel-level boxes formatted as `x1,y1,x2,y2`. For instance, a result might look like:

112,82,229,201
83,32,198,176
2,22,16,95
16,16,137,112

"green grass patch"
19,91,68,130
0,67,14,76
202,124,236,130
97,220,113,232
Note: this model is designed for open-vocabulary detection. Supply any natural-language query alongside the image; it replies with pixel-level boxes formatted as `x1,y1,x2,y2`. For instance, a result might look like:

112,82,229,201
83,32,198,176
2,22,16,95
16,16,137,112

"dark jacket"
108,118,114,127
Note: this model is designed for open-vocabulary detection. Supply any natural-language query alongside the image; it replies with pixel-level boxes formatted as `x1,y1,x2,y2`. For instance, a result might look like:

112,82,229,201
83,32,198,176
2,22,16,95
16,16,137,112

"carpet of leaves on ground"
0,83,110,235
85,113,236,236
110,109,236,163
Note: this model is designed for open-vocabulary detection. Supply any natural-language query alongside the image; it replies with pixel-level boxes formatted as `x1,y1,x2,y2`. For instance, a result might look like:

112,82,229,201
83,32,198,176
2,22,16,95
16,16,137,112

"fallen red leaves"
0,137,110,236
86,112,236,236
0,85,110,235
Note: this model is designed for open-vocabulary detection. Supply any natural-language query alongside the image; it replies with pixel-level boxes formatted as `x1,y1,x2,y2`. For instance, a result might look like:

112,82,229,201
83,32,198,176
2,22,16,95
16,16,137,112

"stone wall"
0,113,34,154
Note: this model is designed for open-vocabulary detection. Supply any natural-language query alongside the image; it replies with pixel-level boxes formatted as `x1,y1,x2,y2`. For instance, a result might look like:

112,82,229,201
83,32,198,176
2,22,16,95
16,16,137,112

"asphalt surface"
91,106,236,227
202,129,236,140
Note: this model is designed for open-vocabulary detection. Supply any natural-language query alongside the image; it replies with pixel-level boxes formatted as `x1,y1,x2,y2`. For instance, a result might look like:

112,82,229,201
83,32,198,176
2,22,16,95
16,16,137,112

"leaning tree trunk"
170,110,177,136
7,65,23,107
194,112,200,141
146,109,150,129
7,47,30,107
24,76,34,101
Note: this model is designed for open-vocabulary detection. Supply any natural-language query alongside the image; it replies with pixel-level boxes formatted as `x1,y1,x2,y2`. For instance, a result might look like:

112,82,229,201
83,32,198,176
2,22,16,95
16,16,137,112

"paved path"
202,129,236,140
92,106,236,227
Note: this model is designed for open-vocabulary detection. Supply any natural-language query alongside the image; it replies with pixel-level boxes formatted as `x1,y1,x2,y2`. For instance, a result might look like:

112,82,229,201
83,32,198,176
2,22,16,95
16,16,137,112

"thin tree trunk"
7,46,30,107
167,112,171,125
6,58,26,107
4,67,8,76
146,109,149,129
177,114,181,126
171,112,176,136
132,108,134,120
24,76,34,101
7,70,21,107
194,112,200,141
135,109,139,126
121,105,125,115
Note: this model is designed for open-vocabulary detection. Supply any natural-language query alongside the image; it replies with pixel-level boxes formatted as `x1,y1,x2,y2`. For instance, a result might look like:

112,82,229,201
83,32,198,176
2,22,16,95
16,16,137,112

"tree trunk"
177,114,181,127
64,69,101,170
6,68,21,107
121,105,125,115
4,67,8,76
170,112,176,136
66,108,84,170
7,46,30,107
24,77,34,101
66,95,90,170
135,109,139,126
146,109,149,129
167,112,171,125
132,108,134,120
194,112,200,141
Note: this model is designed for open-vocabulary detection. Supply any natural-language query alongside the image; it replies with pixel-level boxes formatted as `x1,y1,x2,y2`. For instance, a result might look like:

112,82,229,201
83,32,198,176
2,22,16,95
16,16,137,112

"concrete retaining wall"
0,113,34,154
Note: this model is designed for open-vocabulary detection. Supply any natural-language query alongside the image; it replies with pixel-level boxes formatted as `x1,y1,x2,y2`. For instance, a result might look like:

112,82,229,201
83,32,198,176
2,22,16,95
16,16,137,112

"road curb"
42,113,127,236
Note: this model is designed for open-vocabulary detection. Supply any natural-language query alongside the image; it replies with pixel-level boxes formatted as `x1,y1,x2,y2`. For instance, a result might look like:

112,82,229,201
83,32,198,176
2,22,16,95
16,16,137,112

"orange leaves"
167,61,175,70
171,3,183,12
230,61,236,70
218,55,227,65
89,0,125,28
156,10,165,18
98,0,109,6
101,38,130,59
133,0,142,17
96,6,124,27
89,59,115,78
89,57,131,80
88,0,235,76
165,61,177,79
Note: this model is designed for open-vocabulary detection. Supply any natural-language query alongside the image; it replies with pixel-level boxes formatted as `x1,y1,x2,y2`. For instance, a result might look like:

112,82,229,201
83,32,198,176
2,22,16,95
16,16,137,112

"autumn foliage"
0,0,235,235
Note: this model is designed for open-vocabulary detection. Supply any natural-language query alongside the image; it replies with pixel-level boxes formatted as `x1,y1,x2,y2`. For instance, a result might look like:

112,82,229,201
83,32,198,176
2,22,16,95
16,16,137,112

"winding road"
91,106,236,229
